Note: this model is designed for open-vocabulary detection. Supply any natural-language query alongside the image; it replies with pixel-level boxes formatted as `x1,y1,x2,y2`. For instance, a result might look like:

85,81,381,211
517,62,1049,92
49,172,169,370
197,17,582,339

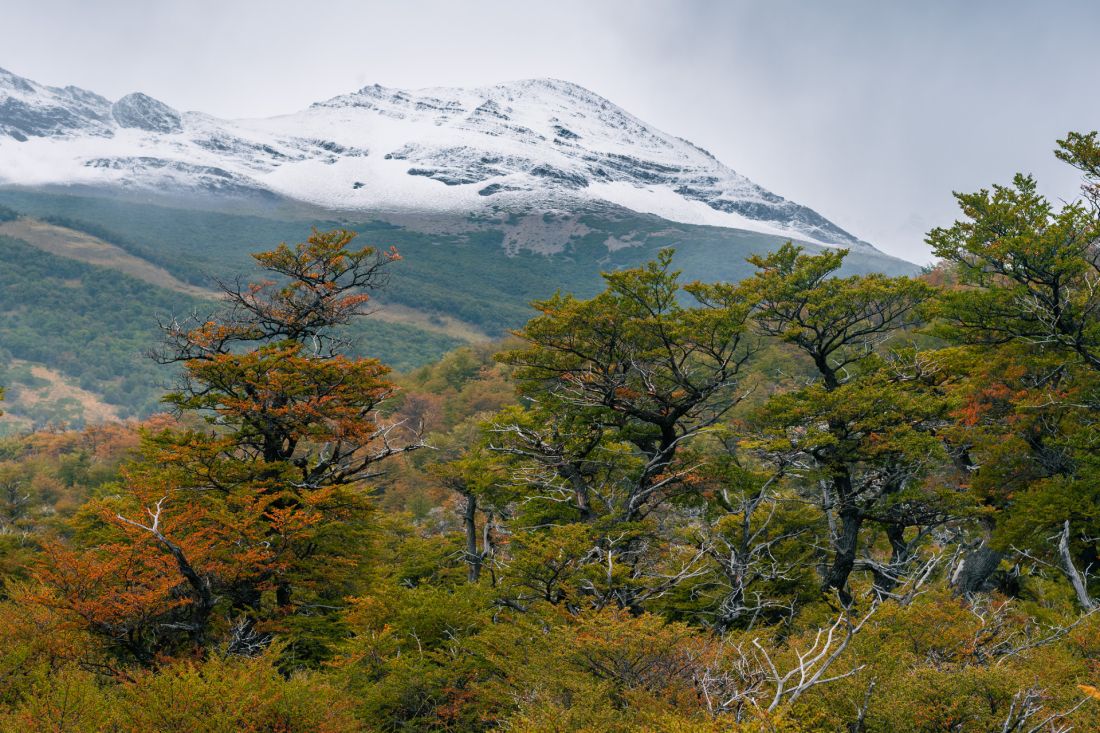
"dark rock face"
0,97,96,138
111,93,183,133
0,68,113,139
529,164,588,189
478,182,525,196
83,156,273,197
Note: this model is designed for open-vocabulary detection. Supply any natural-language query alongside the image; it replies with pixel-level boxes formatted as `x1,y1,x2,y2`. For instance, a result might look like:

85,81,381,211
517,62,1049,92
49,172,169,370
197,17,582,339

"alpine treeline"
0,133,1099,732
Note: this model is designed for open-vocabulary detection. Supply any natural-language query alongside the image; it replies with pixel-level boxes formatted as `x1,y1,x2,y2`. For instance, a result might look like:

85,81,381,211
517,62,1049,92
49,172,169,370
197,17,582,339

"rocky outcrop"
112,93,182,133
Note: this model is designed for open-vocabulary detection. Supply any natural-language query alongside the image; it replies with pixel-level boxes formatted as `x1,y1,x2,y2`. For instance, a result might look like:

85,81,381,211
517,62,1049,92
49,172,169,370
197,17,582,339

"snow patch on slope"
588,181,822,244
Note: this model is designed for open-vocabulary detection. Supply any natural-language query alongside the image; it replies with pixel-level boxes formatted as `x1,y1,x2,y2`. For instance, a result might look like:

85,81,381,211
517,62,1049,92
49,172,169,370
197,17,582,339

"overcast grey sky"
5,0,1099,262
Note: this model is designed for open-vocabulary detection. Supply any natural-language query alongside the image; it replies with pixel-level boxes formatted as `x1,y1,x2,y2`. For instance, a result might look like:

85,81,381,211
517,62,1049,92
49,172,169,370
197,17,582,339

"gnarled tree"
40,229,422,662
490,250,756,609
930,131,1100,603
737,244,940,602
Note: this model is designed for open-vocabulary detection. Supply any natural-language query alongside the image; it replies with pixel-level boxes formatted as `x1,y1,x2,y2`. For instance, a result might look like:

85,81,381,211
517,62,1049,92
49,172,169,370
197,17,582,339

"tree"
929,171,1100,369
495,249,755,524
489,250,756,609
737,244,939,602
930,131,1100,605
39,229,422,662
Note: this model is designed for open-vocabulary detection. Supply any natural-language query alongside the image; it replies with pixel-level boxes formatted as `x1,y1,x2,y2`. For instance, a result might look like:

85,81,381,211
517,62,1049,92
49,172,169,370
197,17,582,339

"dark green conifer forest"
1,133,1099,731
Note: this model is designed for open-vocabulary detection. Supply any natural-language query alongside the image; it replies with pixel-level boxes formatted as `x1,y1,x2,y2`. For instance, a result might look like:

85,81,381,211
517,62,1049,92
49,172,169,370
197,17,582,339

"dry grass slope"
0,360,121,431
0,216,490,344
0,217,218,298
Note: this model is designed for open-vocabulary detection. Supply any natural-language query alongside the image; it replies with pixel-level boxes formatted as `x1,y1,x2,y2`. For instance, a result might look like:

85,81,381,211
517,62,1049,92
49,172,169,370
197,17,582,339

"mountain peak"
112,92,182,133
494,77,605,97
0,67,879,253
0,67,38,94
0,68,111,141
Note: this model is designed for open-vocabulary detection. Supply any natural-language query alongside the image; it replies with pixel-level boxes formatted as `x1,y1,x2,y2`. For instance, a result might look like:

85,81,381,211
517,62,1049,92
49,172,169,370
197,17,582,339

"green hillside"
0,189,917,333
0,229,463,425
0,188,917,425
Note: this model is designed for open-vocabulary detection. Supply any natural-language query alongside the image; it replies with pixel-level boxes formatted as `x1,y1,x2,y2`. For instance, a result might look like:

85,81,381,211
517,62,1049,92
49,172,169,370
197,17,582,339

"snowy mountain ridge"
0,67,877,252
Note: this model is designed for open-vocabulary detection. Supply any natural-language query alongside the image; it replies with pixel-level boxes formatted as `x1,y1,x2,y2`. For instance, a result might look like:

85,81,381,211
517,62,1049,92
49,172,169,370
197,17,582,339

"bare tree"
999,687,1091,733
696,602,878,721
116,497,216,646
695,462,811,631
1057,520,1097,612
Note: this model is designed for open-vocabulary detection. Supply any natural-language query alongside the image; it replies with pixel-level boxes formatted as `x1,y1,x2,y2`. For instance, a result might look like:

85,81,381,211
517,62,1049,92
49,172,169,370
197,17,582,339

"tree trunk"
562,463,594,521
871,524,910,597
463,492,482,583
1057,520,1096,612
950,543,1003,596
848,678,876,733
275,581,292,609
823,504,862,604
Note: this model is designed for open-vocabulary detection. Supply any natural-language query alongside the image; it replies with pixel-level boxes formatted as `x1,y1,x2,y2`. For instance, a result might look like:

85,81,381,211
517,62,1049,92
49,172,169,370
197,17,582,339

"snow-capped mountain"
0,67,877,252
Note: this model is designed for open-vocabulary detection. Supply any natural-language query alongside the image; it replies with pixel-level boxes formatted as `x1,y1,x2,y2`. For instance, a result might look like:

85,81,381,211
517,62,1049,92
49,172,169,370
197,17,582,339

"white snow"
0,73,868,251
587,181,829,245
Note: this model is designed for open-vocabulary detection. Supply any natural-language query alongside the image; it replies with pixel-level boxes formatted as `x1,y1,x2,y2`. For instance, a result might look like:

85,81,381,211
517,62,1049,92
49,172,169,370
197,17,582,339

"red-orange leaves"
238,228,400,342
33,230,417,663
35,538,183,639
170,341,393,459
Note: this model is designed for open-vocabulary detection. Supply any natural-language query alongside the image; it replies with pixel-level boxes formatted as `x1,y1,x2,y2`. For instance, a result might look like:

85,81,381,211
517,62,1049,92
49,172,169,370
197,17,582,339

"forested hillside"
0,132,1099,731
0,212,466,426
0,187,914,428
